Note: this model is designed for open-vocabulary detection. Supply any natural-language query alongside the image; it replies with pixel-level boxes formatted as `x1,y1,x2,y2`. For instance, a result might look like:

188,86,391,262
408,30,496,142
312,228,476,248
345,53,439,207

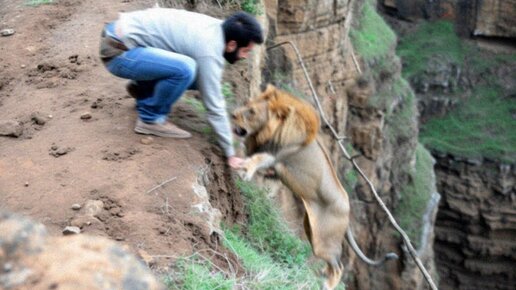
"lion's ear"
262,84,278,101
273,105,293,120
264,84,276,94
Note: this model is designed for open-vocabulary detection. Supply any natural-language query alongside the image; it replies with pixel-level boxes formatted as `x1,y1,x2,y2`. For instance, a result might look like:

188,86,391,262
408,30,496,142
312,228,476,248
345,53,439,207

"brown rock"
62,226,81,235
0,120,23,137
80,112,92,120
137,249,156,268
0,28,15,36
141,136,154,145
0,211,165,290
31,112,48,125
83,200,104,216
49,146,74,157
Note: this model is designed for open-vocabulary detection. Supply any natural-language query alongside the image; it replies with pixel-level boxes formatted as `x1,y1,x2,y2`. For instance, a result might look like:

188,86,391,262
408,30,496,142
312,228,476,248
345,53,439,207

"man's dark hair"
222,11,264,47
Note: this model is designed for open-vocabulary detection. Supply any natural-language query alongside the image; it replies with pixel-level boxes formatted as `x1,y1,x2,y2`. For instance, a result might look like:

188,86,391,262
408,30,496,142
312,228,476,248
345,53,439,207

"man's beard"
224,49,239,64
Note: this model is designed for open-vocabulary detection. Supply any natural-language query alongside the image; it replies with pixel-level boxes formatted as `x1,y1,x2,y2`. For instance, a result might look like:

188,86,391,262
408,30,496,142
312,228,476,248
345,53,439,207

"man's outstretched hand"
227,156,244,169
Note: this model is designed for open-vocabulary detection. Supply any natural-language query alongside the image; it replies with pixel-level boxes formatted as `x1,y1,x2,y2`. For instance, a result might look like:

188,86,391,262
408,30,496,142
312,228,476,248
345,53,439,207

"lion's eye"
249,108,255,115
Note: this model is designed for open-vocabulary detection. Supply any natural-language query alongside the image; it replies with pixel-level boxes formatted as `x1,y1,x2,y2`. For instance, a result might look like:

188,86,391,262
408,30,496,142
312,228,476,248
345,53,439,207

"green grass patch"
25,0,53,6
466,46,516,77
164,256,235,290
385,77,417,142
183,96,206,114
397,19,516,81
225,179,345,289
396,19,516,161
222,82,236,105
240,0,263,15
350,1,397,62
395,143,434,248
343,168,358,194
163,179,343,289
342,144,359,193
235,179,312,266
350,0,401,109
419,86,516,162
199,126,216,143
223,229,325,290
397,21,464,79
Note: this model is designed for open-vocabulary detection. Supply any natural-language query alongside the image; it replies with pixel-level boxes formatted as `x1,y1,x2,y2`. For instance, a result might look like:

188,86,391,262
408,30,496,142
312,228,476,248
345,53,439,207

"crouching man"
99,8,263,169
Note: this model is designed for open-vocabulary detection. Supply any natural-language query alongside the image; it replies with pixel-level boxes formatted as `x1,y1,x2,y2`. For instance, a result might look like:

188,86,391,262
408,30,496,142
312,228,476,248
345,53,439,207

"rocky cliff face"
380,3,516,289
380,0,516,38
432,154,516,289
261,1,437,289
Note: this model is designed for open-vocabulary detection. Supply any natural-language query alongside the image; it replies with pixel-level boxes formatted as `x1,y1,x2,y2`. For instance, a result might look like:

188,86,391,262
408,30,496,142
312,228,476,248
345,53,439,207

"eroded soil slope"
0,0,243,270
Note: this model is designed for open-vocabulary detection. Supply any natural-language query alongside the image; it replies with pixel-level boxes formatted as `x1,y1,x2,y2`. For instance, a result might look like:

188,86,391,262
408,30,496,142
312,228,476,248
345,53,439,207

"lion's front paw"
243,170,255,181
240,158,257,181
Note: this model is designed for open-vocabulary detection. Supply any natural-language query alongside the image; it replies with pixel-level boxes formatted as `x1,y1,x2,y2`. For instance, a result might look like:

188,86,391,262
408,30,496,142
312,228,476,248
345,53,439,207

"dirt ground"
0,0,245,272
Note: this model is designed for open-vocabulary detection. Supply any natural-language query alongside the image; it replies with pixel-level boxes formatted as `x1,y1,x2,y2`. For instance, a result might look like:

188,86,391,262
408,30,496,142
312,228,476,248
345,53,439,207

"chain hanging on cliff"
266,2,438,290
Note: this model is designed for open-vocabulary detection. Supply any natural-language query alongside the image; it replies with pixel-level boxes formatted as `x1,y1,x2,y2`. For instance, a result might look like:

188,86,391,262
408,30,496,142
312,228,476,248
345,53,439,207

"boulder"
0,211,165,290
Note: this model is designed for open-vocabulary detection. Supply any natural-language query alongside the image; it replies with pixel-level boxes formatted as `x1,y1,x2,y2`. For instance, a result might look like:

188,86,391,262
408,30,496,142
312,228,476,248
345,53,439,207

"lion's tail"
346,227,399,266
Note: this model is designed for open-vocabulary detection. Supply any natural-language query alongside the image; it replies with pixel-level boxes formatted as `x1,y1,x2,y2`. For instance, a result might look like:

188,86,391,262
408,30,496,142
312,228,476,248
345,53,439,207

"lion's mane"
253,85,320,148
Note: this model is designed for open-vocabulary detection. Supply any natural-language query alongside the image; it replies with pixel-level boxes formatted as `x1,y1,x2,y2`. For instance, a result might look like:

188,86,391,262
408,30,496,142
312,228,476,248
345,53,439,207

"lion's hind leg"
323,260,344,290
304,202,344,289
303,202,346,290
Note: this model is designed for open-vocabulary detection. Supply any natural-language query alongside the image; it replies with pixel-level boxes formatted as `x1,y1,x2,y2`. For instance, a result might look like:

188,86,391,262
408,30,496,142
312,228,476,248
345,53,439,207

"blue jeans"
106,47,197,123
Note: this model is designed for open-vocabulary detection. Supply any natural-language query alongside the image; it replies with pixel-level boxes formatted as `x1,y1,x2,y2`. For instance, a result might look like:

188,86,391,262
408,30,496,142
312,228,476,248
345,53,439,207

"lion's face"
231,84,318,148
231,98,269,137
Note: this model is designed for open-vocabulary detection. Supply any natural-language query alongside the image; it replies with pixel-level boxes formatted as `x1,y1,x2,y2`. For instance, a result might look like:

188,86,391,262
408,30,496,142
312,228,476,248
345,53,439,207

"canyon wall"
379,1,516,289
433,154,516,289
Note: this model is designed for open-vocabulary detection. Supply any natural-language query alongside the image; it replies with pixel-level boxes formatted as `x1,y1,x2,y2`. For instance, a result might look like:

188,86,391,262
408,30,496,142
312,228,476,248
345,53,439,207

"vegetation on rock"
164,180,337,289
398,20,516,162
394,143,435,248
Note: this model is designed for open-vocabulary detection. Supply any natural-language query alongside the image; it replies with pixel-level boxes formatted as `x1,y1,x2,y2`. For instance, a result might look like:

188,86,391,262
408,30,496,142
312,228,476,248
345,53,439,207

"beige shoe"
134,119,192,139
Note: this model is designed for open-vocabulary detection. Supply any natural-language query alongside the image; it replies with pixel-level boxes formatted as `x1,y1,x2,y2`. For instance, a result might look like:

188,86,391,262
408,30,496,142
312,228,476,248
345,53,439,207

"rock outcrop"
432,154,516,290
0,211,165,290
381,0,516,39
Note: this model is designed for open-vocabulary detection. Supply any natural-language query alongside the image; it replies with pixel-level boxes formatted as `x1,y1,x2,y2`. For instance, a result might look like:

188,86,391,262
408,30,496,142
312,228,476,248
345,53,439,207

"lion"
231,85,398,290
